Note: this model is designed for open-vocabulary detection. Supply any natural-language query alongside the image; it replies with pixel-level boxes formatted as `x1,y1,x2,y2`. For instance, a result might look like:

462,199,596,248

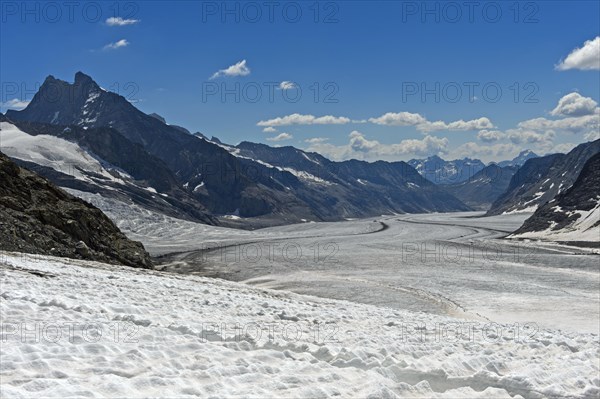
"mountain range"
2,72,597,238
3,72,471,226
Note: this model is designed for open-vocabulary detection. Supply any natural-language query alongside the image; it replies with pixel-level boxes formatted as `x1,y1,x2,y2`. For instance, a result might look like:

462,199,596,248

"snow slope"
511,200,600,242
0,122,126,183
1,252,599,398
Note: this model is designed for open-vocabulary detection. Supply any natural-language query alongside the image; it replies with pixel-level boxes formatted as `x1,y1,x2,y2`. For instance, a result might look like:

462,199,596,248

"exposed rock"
0,152,152,268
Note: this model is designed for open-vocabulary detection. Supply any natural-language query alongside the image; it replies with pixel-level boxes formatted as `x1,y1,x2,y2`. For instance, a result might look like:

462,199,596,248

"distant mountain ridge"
408,155,486,184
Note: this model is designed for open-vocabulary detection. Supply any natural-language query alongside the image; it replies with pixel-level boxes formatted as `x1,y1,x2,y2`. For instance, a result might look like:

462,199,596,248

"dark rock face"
0,152,152,268
443,164,518,210
487,140,600,215
514,152,600,236
407,155,486,185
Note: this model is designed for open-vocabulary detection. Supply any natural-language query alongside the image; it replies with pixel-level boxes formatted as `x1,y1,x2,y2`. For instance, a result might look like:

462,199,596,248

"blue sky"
1,0,599,162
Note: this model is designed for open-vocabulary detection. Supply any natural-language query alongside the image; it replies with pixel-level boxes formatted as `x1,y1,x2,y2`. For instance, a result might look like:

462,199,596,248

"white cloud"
451,142,520,162
103,39,129,50
550,92,598,116
0,98,30,110
105,17,140,26
368,112,427,126
552,142,578,154
305,137,329,144
506,129,555,146
279,81,297,90
419,117,495,132
518,112,599,136
262,127,277,133
477,129,504,142
556,36,600,71
210,60,250,79
368,111,494,133
257,113,351,127
584,130,600,141
305,131,448,161
266,132,293,142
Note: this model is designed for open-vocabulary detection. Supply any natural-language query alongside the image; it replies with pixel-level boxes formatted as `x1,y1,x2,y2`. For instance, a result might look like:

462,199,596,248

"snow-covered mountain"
497,150,539,167
408,155,486,185
4,72,471,224
487,140,600,216
511,152,600,243
0,116,216,225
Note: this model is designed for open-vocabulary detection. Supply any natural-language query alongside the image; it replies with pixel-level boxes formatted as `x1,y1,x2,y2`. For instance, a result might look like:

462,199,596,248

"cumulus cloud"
368,112,427,126
419,117,495,132
305,137,329,144
304,131,448,161
451,142,520,161
0,98,30,110
550,92,598,117
257,113,351,127
552,142,578,154
266,132,293,142
106,17,140,26
103,39,129,50
262,127,277,133
477,129,505,142
584,130,600,141
368,111,494,133
556,36,600,71
506,129,555,145
518,112,599,136
210,60,250,79
278,81,297,90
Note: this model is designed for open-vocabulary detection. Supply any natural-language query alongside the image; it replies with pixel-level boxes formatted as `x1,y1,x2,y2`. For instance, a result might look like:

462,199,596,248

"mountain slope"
1,117,216,224
234,141,471,215
443,164,518,210
0,151,152,267
6,73,308,219
486,139,600,215
408,155,485,184
511,152,600,243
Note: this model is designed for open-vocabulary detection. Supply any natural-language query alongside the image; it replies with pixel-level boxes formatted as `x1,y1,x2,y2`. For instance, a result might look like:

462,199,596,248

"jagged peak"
74,71,94,83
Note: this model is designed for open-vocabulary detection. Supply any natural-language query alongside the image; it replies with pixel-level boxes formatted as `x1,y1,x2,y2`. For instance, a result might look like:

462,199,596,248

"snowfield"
1,252,599,399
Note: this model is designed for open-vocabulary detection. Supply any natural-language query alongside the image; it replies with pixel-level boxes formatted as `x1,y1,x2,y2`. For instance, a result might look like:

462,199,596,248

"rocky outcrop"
487,140,600,215
0,152,152,268
512,152,600,242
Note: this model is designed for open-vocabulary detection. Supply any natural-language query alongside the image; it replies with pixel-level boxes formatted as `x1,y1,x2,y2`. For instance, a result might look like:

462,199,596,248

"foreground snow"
1,252,599,398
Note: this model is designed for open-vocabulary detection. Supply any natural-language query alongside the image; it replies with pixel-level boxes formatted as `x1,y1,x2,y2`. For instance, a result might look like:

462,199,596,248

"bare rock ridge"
513,152,600,243
0,150,152,268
